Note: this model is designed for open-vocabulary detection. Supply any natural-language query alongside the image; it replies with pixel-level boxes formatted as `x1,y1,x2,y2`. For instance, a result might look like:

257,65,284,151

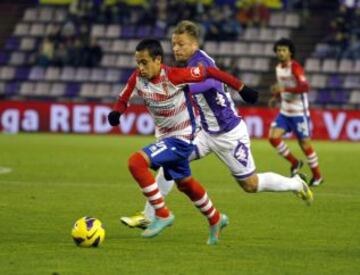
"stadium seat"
5,37,19,51
284,13,300,28
9,52,25,65
92,24,106,38
204,41,219,56
39,8,53,22
354,60,360,73
124,40,140,54
0,66,15,80
264,43,274,57
162,40,172,55
95,83,111,97
20,37,36,51
14,23,30,36
233,42,248,55
316,89,332,104
259,28,274,41
136,26,152,38
111,40,126,53
5,82,18,96
310,74,327,88
269,13,285,27
243,27,259,41
50,82,66,96
15,67,30,80
249,43,264,56
29,23,45,36
0,51,9,65
219,42,235,55
65,83,80,97
121,25,136,38
79,83,96,97
60,67,76,81
29,66,45,80
274,29,290,40
240,73,261,86
349,90,360,104
253,58,270,72
90,68,105,82
338,59,353,73
344,75,360,89
106,24,121,38
44,67,61,81
23,8,37,21
322,59,337,73
34,82,51,96
54,9,66,22
75,68,91,82
105,69,121,82
305,58,321,72
19,82,35,96
238,57,253,70
100,54,116,67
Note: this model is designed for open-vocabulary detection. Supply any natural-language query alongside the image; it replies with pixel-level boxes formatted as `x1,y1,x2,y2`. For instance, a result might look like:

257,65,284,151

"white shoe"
310,177,324,187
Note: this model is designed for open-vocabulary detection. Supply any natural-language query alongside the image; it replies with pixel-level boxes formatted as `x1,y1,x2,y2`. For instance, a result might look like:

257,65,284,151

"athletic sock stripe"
277,142,286,151
207,208,216,218
194,193,208,206
142,183,158,193
148,192,162,201
152,201,165,209
307,152,316,158
200,200,213,212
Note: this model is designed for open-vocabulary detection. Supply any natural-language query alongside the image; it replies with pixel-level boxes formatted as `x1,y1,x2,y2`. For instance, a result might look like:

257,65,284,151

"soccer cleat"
309,177,324,187
294,173,314,206
141,214,175,238
207,213,229,245
120,213,151,229
290,160,303,176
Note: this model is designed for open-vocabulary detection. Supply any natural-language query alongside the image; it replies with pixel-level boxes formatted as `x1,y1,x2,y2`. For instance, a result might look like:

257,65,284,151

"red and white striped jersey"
276,60,310,117
114,65,206,141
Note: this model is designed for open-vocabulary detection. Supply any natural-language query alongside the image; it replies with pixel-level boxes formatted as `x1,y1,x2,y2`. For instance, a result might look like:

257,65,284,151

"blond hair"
173,20,200,41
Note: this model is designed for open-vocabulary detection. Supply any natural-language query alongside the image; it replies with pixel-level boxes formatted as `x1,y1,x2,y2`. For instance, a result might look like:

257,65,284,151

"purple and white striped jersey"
187,50,241,134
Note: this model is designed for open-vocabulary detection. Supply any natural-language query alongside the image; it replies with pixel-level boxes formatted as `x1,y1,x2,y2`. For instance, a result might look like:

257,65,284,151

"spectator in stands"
37,37,54,67
67,38,83,67
83,37,103,67
53,42,69,67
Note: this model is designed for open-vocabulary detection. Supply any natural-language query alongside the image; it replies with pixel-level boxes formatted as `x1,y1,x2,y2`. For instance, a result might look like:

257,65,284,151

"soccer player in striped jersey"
108,38,255,244
269,38,323,186
120,21,313,233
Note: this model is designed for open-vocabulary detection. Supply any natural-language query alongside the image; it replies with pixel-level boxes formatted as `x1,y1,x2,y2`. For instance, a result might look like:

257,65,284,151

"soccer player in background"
108,38,257,244
268,38,323,186
120,21,313,231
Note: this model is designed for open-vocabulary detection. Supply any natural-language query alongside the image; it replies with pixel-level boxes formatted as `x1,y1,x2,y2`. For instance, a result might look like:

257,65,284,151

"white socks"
256,172,302,192
143,168,175,220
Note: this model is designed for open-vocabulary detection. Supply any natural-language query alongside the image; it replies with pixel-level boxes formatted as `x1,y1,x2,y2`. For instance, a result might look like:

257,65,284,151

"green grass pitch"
0,134,359,274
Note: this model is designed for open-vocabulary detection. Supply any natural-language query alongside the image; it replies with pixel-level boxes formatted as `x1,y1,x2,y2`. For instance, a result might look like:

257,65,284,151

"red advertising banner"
0,100,359,141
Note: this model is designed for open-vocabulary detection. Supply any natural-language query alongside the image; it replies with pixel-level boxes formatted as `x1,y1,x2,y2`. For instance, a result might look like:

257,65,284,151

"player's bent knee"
237,176,258,193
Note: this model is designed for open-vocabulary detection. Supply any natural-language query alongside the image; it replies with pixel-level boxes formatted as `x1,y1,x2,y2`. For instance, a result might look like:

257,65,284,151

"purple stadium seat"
152,26,165,39
136,26,152,38
5,37,19,50
316,89,332,104
65,83,80,97
121,25,136,38
327,74,343,88
5,82,18,96
333,90,349,104
15,67,30,80
0,51,9,65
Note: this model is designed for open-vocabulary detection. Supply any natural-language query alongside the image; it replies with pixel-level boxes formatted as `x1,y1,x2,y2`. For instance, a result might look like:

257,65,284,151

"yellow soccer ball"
71,216,105,248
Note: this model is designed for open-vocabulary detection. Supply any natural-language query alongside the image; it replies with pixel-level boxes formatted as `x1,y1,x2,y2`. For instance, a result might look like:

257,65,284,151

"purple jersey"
187,50,241,134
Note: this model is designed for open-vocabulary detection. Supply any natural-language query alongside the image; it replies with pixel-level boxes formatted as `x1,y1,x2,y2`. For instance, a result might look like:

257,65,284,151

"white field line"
0,167,12,175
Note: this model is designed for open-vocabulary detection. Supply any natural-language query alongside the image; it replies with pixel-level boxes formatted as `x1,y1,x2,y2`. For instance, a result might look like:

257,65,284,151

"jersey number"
150,141,168,157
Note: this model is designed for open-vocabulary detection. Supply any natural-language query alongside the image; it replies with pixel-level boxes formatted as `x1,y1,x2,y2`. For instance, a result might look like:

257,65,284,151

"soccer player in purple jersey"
120,21,313,232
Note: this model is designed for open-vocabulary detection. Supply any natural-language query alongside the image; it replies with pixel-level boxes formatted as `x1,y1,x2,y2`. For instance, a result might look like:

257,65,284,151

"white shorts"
192,120,256,180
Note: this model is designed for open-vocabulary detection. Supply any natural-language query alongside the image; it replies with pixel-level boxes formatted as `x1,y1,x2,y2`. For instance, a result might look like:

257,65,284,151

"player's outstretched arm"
206,67,258,104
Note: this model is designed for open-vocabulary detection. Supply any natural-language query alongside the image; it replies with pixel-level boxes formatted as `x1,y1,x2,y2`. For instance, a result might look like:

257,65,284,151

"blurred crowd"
35,0,306,67
314,0,360,59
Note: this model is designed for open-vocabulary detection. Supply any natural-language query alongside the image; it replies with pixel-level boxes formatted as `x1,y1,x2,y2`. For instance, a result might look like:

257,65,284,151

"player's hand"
271,83,283,95
239,85,258,104
268,96,278,108
108,111,121,126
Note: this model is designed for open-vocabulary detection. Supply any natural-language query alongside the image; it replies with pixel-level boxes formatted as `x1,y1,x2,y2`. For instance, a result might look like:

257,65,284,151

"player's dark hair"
173,20,200,41
273,38,296,58
136,39,164,61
